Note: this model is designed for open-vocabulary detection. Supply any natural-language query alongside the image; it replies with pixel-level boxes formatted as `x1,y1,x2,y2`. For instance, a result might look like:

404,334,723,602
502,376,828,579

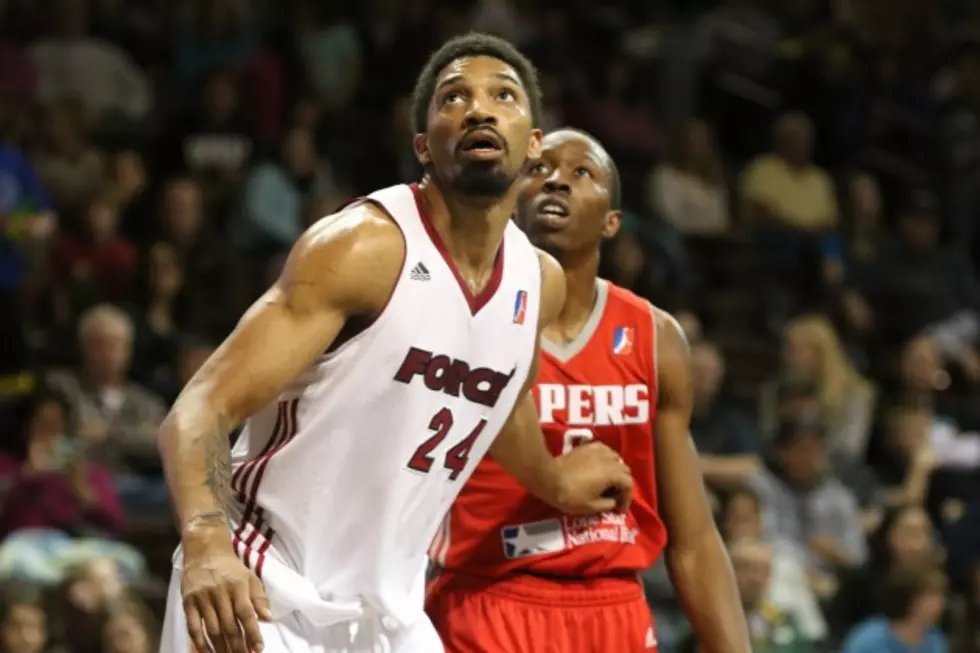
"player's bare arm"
489,250,633,514
653,309,751,653
158,203,404,653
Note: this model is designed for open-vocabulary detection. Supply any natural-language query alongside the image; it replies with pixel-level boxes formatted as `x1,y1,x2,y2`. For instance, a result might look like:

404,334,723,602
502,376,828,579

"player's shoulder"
293,201,404,270
600,281,688,355
602,279,653,316
282,201,406,311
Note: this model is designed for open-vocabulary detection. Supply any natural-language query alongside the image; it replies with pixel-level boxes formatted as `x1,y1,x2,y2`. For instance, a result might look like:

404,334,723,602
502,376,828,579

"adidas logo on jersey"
410,262,430,281
645,626,657,648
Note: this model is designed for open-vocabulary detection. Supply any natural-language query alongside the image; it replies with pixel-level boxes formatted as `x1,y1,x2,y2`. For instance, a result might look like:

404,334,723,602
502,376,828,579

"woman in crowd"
761,314,876,466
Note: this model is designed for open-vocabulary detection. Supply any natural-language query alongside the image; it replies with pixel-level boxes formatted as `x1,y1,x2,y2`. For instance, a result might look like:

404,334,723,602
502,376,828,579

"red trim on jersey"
409,183,504,316
231,398,301,578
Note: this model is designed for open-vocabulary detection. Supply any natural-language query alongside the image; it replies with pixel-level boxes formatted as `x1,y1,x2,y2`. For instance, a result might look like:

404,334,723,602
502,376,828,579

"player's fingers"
604,463,633,490
184,602,211,653
615,483,633,512
589,497,618,512
215,588,248,653
248,574,273,621
233,581,266,652
581,441,618,458
198,598,229,653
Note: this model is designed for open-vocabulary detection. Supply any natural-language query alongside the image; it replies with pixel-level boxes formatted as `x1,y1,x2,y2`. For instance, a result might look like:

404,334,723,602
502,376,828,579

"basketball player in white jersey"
158,33,633,653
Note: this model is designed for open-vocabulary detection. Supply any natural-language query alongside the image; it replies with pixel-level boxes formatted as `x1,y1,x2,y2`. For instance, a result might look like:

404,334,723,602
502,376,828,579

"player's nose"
462,96,498,127
542,170,571,194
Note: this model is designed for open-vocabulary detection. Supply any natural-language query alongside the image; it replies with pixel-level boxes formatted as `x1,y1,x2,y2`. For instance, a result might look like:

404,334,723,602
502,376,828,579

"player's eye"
529,162,549,175
443,92,464,105
497,89,516,102
575,167,593,178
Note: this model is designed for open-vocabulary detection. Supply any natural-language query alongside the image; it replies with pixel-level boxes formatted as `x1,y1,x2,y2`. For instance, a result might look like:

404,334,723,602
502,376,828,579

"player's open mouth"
459,130,505,160
535,196,571,228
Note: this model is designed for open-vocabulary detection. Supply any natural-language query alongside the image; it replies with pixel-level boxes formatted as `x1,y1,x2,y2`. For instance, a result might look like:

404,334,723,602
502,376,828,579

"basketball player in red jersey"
158,37,633,653
427,129,751,653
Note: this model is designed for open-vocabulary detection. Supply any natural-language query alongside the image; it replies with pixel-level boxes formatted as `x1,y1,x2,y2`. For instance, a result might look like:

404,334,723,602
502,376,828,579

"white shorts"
159,568,443,653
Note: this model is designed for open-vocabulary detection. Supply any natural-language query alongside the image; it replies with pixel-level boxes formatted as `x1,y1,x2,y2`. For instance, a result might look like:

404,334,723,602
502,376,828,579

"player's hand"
551,442,633,515
181,544,272,653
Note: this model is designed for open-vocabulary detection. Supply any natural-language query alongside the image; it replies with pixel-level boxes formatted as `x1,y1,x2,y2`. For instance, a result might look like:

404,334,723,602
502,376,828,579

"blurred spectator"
678,538,814,653
648,118,731,236
28,0,151,124
48,193,137,325
46,305,166,511
690,340,762,489
157,71,253,216
826,172,885,336
750,415,868,578
100,597,157,653
833,504,941,636
0,387,122,538
581,58,661,160
30,99,104,219
740,113,840,318
294,2,362,112
234,127,339,257
877,405,980,526
130,243,185,401
103,151,150,245
155,177,241,337
741,112,839,234
0,581,48,653
898,337,952,408
863,191,980,375
841,562,949,653
761,315,876,466
58,558,127,653
720,487,827,642
173,0,257,91
0,118,54,377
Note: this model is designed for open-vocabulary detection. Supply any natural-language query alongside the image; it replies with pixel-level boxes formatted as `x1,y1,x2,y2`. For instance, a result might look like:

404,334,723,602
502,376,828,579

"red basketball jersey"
433,280,667,578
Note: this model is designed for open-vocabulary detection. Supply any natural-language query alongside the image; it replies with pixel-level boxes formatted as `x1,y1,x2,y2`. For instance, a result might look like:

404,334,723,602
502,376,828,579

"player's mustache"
456,126,509,154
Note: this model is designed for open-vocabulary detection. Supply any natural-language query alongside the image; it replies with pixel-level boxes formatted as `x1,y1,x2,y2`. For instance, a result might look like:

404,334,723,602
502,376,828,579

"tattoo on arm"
202,415,235,513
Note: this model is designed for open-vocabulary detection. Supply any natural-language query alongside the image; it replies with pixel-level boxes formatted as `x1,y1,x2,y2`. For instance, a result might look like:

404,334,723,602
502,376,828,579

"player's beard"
449,160,519,199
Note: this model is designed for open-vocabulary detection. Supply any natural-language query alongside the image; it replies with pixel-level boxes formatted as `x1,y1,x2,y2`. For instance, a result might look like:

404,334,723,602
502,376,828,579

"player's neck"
418,178,515,274
555,251,600,328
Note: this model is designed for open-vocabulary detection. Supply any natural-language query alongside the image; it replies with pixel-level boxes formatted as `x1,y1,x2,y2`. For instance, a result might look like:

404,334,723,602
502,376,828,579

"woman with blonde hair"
763,314,877,464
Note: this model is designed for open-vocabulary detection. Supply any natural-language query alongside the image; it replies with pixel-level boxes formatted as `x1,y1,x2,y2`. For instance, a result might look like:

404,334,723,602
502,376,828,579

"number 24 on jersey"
406,408,487,481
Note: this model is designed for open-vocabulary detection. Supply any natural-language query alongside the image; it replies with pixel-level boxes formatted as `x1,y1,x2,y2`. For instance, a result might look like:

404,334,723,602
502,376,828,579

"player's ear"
413,133,432,167
526,128,543,161
601,210,622,240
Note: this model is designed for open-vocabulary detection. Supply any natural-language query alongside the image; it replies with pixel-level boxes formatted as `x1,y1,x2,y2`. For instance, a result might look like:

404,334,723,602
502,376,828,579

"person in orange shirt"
427,128,750,653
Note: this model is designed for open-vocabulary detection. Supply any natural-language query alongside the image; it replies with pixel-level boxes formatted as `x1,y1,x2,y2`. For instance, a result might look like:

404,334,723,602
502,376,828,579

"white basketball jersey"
225,183,541,631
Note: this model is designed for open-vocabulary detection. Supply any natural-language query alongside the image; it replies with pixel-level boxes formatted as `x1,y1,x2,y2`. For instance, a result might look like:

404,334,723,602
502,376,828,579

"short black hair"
411,33,543,135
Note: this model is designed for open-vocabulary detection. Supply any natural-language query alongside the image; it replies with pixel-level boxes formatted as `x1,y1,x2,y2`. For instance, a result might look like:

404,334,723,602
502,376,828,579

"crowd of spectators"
0,0,979,651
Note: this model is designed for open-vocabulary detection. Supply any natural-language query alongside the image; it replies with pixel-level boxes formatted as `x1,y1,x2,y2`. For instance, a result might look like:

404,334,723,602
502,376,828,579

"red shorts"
426,572,658,653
